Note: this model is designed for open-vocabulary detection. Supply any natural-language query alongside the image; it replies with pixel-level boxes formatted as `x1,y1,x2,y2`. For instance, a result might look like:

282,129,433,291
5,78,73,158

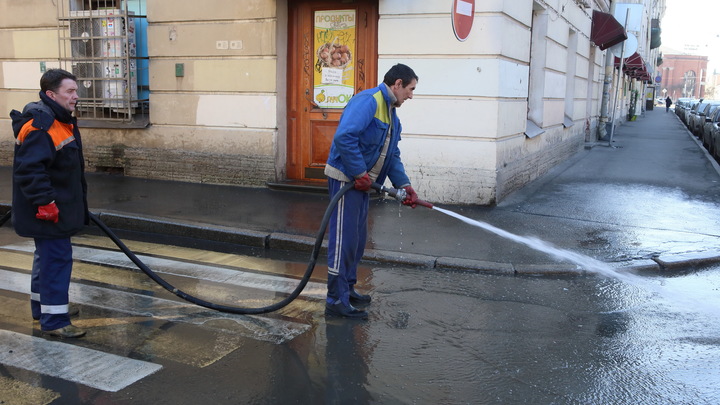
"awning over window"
614,53,644,70
614,53,652,82
650,27,662,49
591,10,627,50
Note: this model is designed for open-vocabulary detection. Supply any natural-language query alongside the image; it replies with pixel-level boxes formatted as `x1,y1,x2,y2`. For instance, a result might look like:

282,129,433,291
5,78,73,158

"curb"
1,204,717,276
87,211,720,275
86,211,627,275
96,211,269,248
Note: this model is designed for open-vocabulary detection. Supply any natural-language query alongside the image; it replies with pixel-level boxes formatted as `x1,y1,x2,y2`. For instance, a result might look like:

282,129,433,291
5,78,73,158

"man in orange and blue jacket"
11,69,89,338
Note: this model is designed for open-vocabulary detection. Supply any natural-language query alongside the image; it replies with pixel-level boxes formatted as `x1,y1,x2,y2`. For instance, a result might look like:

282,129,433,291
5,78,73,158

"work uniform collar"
38,91,73,124
383,83,398,108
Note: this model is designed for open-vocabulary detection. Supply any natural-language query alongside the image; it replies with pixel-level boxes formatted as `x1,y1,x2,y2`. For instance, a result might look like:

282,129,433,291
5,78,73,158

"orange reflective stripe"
16,120,37,144
48,121,75,150
16,119,75,151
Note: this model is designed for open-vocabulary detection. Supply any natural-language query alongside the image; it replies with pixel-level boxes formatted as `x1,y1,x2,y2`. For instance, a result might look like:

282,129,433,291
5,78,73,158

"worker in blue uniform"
324,64,420,319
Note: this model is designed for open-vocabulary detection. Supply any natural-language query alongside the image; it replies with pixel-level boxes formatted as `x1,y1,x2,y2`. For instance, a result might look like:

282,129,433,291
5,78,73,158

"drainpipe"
597,1,618,140
608,9,630,144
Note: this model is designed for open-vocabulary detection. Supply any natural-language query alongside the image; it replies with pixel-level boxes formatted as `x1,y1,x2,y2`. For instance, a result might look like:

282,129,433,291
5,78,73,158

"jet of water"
429,207,720,319
432,206,646,285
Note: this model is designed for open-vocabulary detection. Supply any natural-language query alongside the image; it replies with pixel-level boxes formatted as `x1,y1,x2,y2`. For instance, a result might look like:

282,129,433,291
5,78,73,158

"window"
683,71,697,98
57,0,148,126
526,3,547,138
564,29,578,128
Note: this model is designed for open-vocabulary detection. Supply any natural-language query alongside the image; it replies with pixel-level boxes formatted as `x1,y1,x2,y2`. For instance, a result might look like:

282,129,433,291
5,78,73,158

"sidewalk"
3,108,720,274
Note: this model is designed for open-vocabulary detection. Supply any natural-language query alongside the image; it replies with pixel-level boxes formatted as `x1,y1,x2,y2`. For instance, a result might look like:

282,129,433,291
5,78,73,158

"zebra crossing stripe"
0,330,162,392
2,242,327,299
0,269,310,344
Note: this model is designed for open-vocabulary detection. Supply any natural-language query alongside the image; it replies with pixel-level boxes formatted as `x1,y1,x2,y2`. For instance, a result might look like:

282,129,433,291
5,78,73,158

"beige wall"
378,0,598,204
0,0,282,186
0,1,59,166
134,0,279,185
0,0,608,204
0,1,57,28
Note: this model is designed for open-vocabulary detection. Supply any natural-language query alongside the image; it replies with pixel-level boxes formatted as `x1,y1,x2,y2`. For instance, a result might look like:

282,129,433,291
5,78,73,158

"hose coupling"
371,183,407,202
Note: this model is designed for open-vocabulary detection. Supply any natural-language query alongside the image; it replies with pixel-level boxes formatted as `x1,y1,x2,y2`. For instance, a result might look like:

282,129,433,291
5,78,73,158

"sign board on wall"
610,33,638,58
313,10,356,109
614,4,643,32
452,0,475,41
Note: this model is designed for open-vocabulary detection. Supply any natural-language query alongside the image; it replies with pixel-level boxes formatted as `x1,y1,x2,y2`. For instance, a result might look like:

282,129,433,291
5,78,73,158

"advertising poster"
314,10,355,109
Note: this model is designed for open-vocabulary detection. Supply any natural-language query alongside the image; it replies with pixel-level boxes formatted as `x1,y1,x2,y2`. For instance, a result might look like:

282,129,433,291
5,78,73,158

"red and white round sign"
452,0,475,41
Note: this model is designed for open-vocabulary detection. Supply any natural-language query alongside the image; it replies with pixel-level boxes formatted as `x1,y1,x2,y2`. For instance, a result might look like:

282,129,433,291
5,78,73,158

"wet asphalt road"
1,226,720,404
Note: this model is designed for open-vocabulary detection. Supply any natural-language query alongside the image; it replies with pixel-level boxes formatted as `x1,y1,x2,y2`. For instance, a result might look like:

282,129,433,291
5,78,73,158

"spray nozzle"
371,183,407,202
370,183,434,209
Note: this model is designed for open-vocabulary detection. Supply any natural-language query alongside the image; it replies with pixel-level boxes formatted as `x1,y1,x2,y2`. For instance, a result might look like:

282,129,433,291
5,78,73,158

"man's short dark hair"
383,64,418,88
40,69,77,93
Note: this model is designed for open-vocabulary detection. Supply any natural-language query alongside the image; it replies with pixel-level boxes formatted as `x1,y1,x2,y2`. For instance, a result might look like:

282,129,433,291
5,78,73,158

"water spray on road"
431,206,640,282
385,191,720,318
373,184,656,287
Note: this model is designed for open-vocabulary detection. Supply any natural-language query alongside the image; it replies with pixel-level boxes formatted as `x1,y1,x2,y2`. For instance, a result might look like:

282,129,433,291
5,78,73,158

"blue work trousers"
31,237,73,331
327,179,369,305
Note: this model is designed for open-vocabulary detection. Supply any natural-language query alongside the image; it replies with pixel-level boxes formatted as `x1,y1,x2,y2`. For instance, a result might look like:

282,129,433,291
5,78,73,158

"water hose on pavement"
0,182,431,315
0,210,9,228
90,181,355,315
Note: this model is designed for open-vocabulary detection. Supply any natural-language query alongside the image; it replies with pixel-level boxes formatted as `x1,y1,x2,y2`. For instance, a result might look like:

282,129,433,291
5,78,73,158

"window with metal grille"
57,0,148,127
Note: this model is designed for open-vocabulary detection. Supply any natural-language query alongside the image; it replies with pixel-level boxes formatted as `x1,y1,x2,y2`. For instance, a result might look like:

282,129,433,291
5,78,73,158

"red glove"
402,186,418,208
36,201,59,223
354,173,372,191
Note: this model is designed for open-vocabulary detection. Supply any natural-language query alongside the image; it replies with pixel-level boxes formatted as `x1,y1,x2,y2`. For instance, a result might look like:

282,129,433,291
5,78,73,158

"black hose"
0,210,10,228
90,181,355,314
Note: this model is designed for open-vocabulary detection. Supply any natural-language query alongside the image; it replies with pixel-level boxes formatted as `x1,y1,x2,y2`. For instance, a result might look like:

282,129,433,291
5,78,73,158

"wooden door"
286,0,378,183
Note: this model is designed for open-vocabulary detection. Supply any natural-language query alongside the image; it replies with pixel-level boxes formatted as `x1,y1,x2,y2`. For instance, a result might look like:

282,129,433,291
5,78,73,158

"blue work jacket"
325,83,410,188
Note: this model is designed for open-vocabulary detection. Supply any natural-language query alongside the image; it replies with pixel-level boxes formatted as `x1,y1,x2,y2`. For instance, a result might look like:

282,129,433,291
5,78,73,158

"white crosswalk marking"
0,236,321,393
0,330,162,392
3,241,326,299
0,270,310,343
0,235,327,395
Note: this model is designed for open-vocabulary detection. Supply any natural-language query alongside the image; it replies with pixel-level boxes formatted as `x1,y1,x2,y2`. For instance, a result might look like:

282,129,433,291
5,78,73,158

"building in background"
660,54,709,100
0,0,665,205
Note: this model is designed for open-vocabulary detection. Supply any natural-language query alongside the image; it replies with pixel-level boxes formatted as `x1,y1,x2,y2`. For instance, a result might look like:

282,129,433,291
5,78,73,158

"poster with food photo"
314,10,355,109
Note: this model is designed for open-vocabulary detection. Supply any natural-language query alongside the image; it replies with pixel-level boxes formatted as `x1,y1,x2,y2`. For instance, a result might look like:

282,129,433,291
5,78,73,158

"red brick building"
660,54,709,99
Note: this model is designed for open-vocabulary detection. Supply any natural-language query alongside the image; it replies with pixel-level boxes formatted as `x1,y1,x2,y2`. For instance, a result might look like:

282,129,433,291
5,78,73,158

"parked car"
701,105,720,149
688,101,720,135
675,98,695,122
710,118,720,159
685,100,704,130
679,99,699,125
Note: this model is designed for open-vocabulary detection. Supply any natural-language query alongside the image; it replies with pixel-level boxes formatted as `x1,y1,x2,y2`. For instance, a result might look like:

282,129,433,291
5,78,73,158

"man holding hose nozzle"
324,64,420,319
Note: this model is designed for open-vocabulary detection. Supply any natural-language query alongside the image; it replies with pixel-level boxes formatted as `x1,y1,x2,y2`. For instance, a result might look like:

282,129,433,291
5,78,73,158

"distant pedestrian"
11,69,89,338
666,96,672,112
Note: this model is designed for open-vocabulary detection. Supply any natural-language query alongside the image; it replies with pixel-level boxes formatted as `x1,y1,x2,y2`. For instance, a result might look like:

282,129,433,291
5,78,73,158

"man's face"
46,78,79,113
390,78,417,107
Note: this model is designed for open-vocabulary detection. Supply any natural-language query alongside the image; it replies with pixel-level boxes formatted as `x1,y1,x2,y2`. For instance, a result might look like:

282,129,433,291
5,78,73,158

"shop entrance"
286,0,378,184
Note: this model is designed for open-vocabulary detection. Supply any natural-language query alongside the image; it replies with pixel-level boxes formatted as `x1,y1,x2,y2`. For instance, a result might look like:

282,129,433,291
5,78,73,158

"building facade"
0,0,664,205
660,54,709,100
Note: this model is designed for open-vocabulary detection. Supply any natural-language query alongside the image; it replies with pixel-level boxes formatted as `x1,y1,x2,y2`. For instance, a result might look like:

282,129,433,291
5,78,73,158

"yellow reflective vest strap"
372,90,390,124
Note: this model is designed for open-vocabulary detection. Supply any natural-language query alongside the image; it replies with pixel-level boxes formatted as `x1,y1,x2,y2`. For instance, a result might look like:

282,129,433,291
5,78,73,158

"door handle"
305,89,319,108
305,89,329,119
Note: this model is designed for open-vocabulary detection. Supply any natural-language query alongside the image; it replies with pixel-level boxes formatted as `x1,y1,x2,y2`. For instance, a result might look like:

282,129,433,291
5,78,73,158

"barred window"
57,0,148,127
